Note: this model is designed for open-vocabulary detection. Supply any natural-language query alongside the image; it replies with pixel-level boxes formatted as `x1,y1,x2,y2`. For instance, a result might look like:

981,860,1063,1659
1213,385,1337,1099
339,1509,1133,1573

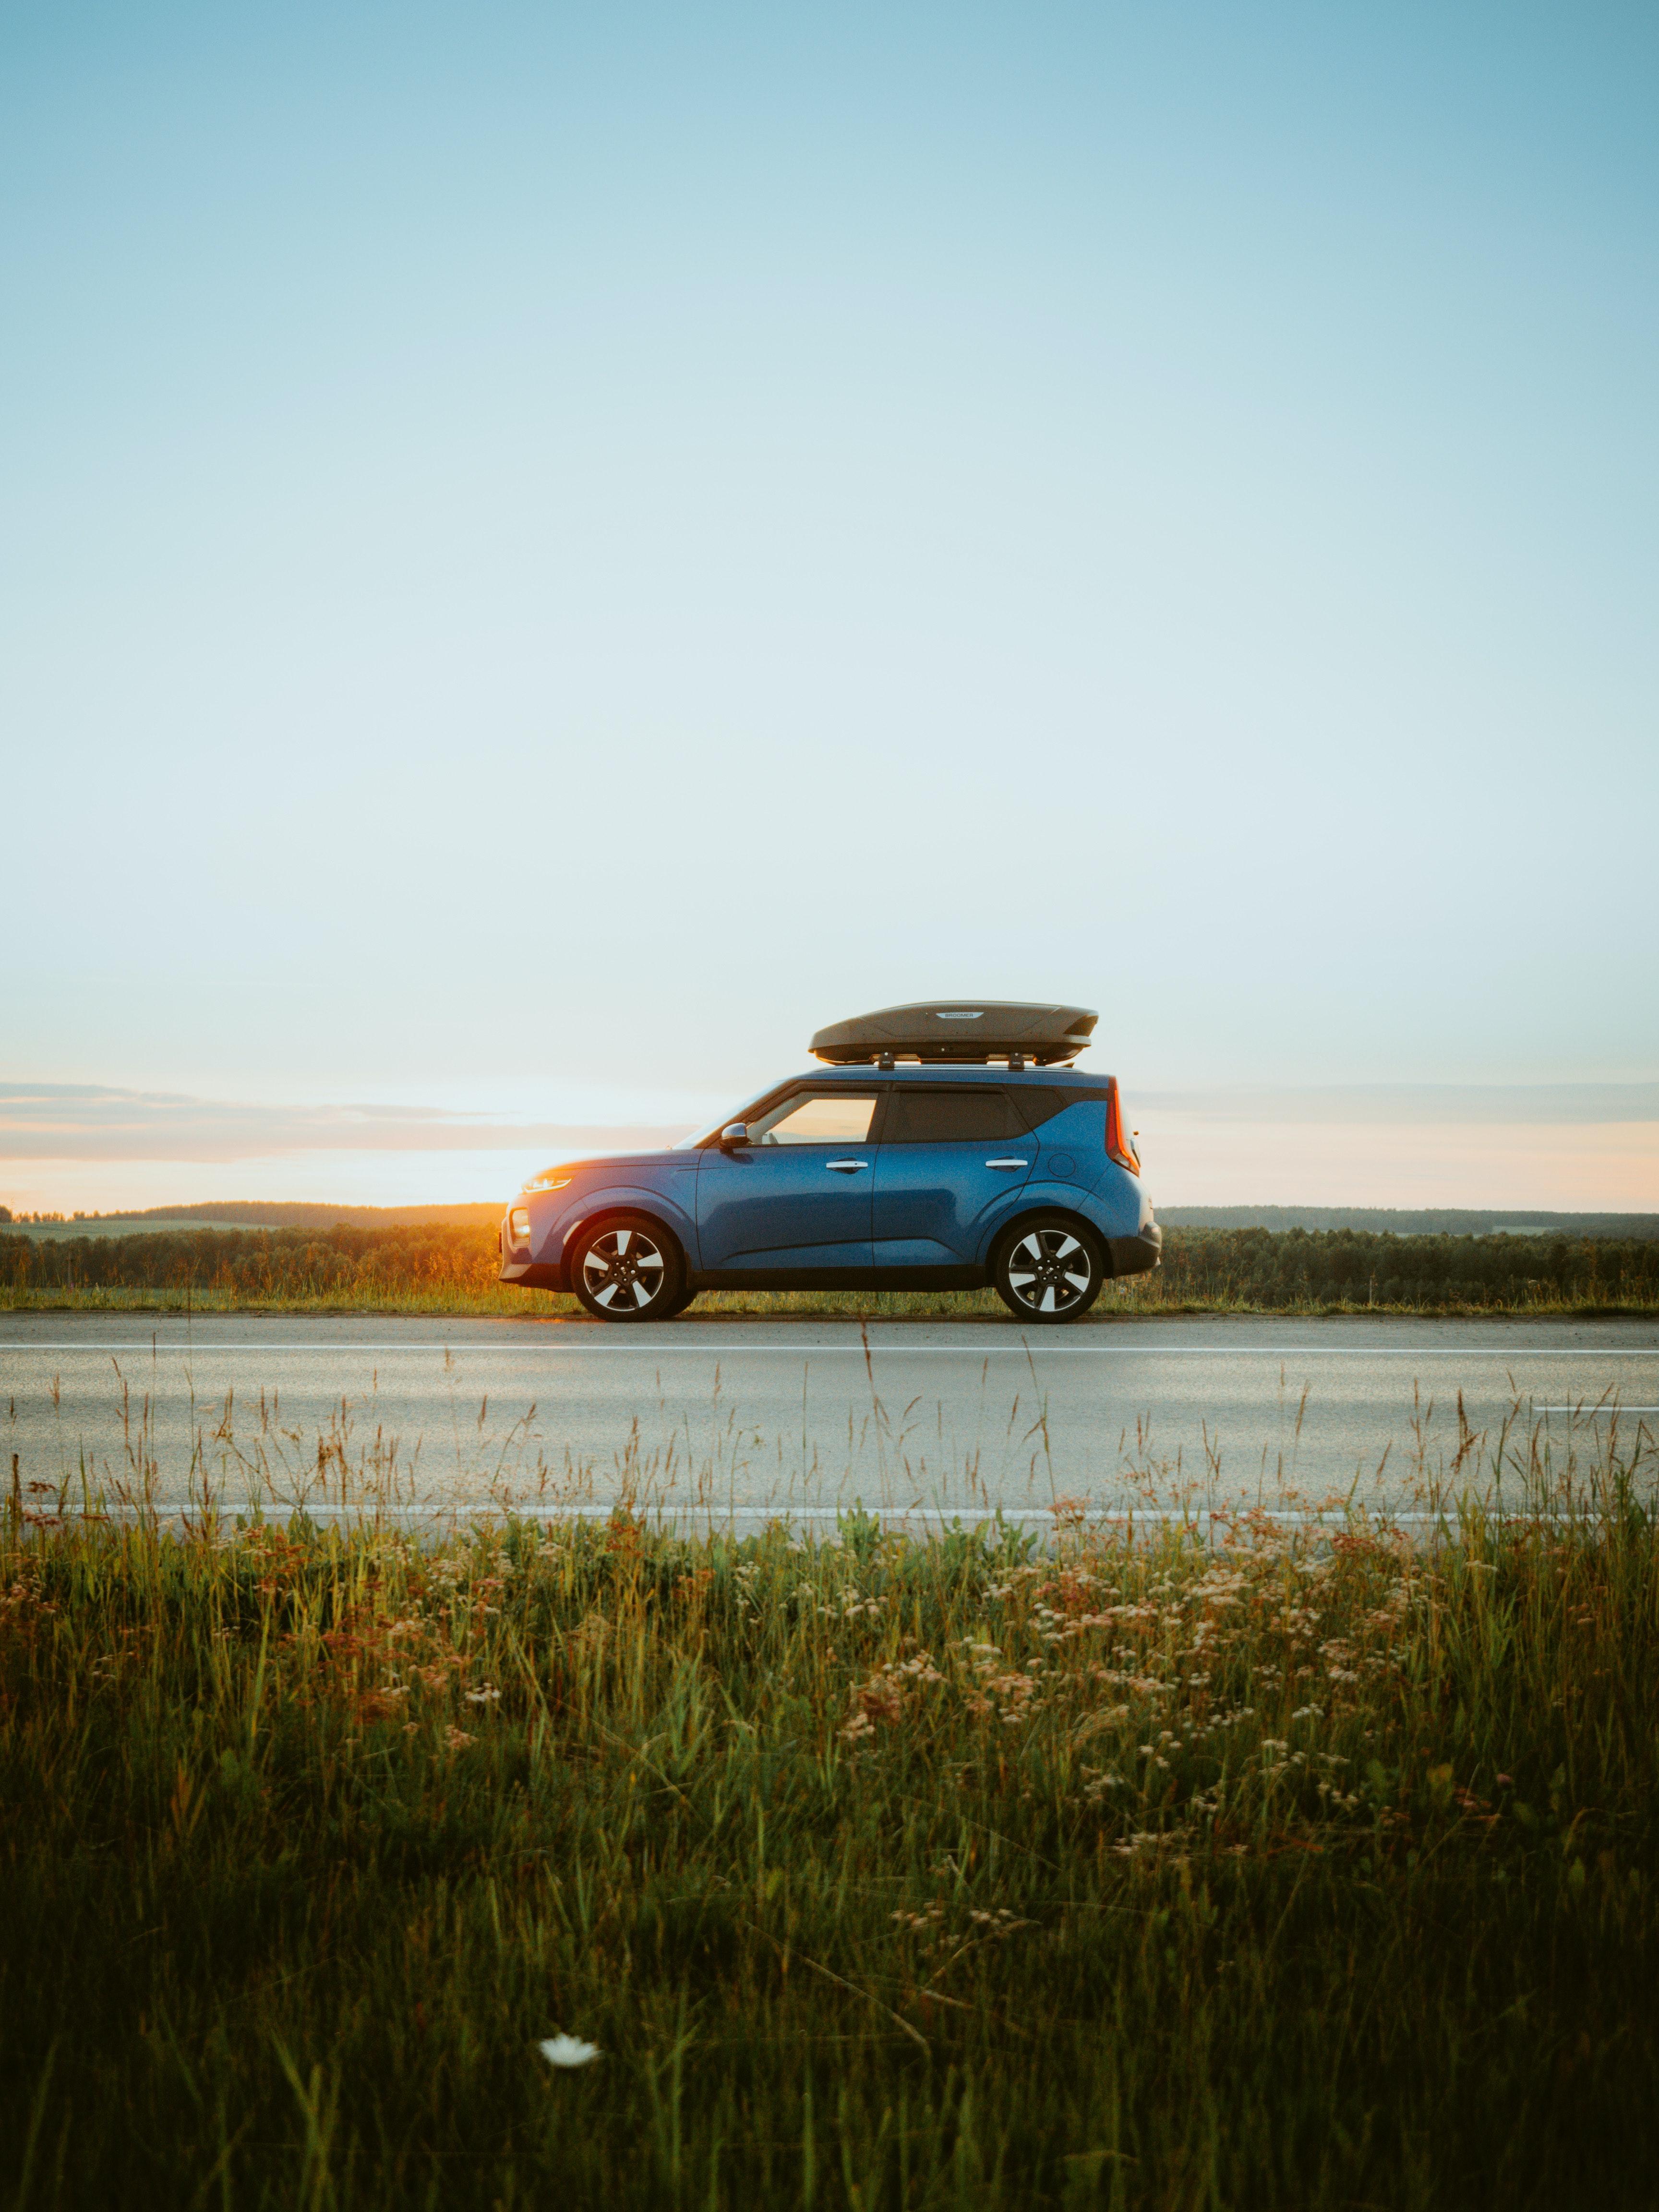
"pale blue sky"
3,2,1656,1205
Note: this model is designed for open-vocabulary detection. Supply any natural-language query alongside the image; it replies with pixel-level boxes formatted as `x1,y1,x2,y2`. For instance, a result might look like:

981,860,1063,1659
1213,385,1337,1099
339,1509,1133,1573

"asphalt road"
4,1313,1657,1526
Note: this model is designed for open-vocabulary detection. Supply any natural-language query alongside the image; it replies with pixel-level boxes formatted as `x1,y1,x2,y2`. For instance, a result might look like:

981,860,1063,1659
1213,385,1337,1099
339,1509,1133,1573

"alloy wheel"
580,1226,668,1312
1003,1226,1094,1315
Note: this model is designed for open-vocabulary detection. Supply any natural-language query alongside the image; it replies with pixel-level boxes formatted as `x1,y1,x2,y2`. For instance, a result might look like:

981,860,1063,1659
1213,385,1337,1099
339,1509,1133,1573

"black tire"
657,1285,700,1320
991,1213,1106,1323
568,1213,686,1322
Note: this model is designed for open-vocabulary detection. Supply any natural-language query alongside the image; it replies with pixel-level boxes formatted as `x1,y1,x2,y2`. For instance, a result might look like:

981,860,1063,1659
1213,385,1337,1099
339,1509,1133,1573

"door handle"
986,1158,1031,1169
825,1159,869,1173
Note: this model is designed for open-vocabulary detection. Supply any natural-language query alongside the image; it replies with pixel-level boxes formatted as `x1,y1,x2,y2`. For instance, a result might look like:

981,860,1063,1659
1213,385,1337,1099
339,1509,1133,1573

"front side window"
750,1092,879,1145
883,1088,1023,1143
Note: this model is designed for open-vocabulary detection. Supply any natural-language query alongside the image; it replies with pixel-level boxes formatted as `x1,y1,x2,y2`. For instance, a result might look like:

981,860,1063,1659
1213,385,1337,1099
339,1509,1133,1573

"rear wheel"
568,1214,686,1322
992,1214,1106,1323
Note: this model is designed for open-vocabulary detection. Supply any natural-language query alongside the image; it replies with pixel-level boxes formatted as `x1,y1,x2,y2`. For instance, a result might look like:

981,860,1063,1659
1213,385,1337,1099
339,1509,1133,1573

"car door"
870,1085,1034,1270
696,1088,881,1275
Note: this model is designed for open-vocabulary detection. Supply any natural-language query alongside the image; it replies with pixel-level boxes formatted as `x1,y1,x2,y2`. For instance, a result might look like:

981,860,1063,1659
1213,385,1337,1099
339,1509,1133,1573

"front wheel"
991,1214,1106,1323
568,1214,686,1322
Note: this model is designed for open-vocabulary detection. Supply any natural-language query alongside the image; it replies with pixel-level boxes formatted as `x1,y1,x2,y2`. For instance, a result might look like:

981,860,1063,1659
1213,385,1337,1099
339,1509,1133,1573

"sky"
3,1,1656,1213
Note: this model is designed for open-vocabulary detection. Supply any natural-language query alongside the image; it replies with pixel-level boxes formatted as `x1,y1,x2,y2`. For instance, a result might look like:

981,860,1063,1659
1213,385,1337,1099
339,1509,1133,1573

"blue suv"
499,1003,1161,1323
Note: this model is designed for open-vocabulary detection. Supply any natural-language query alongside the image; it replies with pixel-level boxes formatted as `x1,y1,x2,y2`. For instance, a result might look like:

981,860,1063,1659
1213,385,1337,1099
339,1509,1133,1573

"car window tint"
883,1089,1023,1143
752,1093,878,1144
1013,1087,1102,1131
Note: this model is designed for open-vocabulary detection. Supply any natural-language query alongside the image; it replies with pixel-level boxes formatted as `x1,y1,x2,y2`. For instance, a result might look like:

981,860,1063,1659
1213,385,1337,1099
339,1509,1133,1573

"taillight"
1105,1079,1141,1175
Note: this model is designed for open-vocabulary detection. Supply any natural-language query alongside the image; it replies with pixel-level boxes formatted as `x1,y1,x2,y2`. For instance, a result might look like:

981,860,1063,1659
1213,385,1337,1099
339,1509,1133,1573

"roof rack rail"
809,1001,1096,1068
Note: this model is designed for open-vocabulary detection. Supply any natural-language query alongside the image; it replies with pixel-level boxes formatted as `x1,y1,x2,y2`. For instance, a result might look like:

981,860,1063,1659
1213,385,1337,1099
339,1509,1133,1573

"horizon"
11,1200,1656,1233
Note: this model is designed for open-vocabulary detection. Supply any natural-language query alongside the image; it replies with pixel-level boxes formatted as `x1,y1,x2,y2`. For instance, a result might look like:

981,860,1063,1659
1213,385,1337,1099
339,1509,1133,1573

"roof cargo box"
809,1001,1097,1067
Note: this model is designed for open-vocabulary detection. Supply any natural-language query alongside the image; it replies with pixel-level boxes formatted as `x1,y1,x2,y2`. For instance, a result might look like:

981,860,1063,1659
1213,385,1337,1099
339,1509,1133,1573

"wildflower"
464,1683,502,1706
891,1904,943,1930
1112,1828,1189,1858
539,2035,602,2069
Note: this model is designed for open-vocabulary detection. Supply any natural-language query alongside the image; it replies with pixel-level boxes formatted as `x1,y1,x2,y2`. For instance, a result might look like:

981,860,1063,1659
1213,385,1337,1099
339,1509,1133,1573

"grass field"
5,1222,1659,1317
2,1414,1657,2208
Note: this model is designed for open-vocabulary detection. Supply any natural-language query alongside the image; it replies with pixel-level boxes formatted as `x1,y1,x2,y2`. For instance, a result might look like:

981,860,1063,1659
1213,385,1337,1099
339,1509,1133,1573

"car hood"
522,1147,692,1187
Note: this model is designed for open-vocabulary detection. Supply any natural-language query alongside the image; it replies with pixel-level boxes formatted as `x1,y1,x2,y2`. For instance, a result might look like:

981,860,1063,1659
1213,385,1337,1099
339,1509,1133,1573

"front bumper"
1107,1223,1162,1277
498,1211,566,1292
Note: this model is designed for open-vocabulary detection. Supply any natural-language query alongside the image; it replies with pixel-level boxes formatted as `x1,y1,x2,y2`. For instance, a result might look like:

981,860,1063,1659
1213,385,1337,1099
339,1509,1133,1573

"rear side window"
883,1088,1025,1143
1013,1087,1109,1131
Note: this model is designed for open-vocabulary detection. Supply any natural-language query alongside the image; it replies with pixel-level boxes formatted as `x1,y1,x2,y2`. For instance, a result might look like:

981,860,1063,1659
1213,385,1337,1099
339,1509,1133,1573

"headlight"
508,1207,532,1246
522,1172,571,1193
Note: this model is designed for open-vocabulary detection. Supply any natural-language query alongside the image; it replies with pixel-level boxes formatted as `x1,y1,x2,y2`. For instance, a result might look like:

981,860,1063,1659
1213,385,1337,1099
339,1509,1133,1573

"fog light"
509,1206,532,1248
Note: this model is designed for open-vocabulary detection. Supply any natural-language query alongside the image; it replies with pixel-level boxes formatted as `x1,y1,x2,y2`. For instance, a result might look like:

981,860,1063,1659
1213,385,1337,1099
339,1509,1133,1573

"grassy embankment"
1,1412,1656,2208
4,1223,1659,1317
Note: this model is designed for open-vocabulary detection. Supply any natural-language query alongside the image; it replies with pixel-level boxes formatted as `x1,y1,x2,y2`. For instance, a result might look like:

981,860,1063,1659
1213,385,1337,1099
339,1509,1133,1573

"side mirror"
718,1122,750,1150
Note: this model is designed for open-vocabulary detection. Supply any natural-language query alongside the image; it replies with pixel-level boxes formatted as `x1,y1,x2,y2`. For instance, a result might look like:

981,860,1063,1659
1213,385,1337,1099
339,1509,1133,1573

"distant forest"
0,1200,502,1231
1159,1206,1659,1241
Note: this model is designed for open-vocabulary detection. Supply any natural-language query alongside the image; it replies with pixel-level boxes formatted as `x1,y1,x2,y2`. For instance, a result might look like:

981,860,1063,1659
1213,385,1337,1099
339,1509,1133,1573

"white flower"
539,2034,602,2069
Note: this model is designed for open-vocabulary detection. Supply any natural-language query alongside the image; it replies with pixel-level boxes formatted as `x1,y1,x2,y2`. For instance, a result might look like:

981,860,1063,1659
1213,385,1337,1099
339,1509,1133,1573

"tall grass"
4,1222,1657,1316
2,1414,1657,2207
